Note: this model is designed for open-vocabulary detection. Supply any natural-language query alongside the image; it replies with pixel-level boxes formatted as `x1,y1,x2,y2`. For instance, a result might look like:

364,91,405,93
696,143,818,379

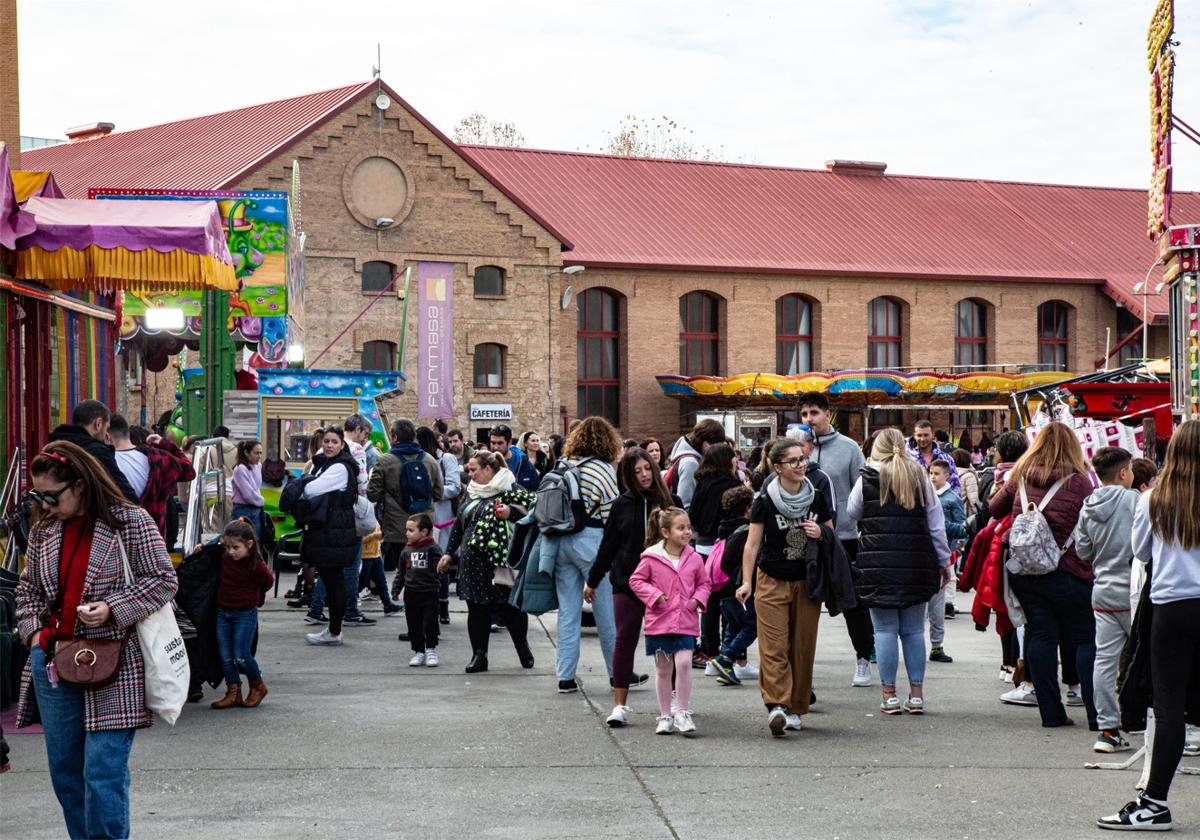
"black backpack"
397,453,434,514
278,474,318,526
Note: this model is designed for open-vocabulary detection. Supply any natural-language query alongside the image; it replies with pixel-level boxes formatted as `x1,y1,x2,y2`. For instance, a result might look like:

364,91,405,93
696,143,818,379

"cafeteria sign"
469,403,513,422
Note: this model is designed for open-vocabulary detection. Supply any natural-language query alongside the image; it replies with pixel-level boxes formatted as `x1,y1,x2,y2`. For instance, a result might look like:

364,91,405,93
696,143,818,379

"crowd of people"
8,393,1200,835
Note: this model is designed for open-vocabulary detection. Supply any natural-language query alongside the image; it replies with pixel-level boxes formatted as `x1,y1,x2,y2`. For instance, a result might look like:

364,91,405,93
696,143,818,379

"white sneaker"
1000,684,1037,706
1185,724,1200,756
606,704,631,728
425,649,439,667
305,629,343,646
655,714,674,735
768,705,787,737
784,713,803,731
674,709,696,734
704,661,719,676
852,658,871,687
1065,687,1085,707
408,651,426,666
734,661,759,680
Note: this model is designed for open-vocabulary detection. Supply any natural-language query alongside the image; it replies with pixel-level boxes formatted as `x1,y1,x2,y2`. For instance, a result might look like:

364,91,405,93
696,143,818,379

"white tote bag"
119,536,190,725
353,494,378,537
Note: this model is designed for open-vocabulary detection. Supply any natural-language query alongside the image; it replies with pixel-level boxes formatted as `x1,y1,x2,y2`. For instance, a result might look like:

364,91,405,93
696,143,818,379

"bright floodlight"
144,307,185,331
286,344,305,363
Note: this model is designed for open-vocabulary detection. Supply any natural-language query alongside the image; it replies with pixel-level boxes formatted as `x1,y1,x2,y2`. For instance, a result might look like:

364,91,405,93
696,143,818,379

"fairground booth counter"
0,146,237,476
656,368,1075,450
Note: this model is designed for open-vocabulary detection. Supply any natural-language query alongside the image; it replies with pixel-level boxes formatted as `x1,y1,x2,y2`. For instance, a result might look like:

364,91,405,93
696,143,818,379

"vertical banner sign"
417,261,455,418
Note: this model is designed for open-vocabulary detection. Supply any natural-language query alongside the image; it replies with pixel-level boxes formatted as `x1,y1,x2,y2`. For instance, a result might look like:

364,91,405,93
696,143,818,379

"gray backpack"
1005,478,1073,576
534,457,597,536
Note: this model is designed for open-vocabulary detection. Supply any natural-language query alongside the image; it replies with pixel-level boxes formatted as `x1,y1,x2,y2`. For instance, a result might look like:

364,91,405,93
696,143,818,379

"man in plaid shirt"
110,415,196,542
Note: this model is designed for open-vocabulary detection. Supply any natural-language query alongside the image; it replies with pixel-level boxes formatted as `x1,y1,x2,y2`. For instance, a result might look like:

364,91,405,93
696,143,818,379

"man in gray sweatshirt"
1072,446,1140,753
800,393,874,687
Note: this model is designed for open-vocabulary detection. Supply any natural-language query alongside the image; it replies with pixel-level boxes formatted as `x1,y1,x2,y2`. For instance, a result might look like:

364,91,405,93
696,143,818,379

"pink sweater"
628,542,712,637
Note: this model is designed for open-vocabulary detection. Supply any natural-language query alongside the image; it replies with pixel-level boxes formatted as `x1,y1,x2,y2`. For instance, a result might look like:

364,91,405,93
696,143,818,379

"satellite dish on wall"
375,93,392,111
560,286,575,311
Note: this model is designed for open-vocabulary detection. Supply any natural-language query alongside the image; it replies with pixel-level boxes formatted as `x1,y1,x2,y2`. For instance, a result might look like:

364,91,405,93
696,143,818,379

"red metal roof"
461,146,1192,322
23,82,373,197
23,81,1186,322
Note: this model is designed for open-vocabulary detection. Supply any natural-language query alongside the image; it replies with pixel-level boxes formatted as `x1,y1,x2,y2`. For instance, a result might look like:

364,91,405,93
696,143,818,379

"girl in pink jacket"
629,507,712,735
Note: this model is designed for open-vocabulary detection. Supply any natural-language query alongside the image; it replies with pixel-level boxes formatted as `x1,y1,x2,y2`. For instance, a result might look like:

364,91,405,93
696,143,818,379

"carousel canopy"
657,370,1076,408
14,197,237,293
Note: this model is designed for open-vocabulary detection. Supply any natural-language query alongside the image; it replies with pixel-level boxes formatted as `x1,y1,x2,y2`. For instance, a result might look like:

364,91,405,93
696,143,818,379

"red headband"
41,450,70,465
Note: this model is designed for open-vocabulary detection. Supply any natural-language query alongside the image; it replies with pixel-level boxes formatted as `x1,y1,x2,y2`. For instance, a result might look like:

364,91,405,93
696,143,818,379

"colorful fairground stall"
90,189,305,434
656,368,1075,447
0,146,236,470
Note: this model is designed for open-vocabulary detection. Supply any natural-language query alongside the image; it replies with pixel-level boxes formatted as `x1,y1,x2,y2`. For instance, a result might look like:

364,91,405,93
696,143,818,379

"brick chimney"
0,0,19,167
825,159,887,176
65,122,116,143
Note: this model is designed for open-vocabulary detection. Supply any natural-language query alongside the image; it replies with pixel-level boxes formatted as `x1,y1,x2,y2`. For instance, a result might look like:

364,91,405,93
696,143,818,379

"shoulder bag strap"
117,530,134,586
1036,477,1070,512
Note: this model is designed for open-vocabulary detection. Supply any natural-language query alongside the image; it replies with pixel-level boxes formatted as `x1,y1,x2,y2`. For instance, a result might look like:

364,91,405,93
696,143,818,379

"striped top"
575,458,620,523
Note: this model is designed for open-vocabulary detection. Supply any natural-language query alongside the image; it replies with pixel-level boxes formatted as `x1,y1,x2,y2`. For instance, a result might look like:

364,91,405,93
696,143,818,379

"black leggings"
840,540,875,660
1146,598,1200,801
317,565,347,635
466,600,529,657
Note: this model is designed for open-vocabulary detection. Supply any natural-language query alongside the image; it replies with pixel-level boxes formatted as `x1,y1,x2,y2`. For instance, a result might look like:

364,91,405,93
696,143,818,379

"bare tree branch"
452,112,527,147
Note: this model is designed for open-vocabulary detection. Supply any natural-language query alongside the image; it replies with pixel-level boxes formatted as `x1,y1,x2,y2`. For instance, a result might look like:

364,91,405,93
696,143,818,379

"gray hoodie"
1072,484,1139,610
809,429,866,541
667,435,703,508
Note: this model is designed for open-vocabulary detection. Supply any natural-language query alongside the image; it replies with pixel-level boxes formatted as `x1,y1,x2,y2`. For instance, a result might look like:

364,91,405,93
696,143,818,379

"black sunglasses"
28,486,71,507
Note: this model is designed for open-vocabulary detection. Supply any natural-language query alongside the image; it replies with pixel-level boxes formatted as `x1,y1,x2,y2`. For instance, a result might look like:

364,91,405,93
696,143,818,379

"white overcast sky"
17,0,1200,189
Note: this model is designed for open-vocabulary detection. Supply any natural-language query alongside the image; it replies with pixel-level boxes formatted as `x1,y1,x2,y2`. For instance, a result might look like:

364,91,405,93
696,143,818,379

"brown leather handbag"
52,634,128,688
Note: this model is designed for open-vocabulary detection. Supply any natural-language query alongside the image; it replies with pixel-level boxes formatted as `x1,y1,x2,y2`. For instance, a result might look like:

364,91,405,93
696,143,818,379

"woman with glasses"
735,438,834,737
15,441,178,840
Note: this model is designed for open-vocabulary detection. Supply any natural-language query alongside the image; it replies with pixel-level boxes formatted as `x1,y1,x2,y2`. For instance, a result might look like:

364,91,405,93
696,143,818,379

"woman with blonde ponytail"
848,428,951,715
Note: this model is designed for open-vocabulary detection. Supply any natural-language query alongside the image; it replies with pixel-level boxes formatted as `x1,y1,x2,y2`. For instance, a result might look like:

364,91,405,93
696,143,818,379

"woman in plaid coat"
16,440,178,840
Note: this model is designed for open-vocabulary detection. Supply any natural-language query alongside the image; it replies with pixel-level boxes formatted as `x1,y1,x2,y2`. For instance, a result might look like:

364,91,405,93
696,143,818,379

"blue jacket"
936,485,966,541
507,445,541,492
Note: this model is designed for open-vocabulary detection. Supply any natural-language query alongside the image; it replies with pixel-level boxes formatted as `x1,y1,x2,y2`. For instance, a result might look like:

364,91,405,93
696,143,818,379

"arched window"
679,292,720,375
776,294,814,375
473,265,505,297
954,299,988,369
361,261,394,293
577,288,621,424
361,340,396,370
473,343,505,389
1038,301,1070,371
867,297,903,368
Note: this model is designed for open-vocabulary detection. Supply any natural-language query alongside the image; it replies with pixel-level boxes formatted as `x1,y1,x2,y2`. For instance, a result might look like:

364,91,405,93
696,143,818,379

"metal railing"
182,438,231,552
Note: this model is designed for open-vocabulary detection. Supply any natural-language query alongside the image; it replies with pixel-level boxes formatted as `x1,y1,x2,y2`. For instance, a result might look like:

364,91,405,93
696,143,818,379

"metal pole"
397,266,412,374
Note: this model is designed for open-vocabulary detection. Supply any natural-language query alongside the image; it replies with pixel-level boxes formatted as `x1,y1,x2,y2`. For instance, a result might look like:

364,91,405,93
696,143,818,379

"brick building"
24,80,1188,444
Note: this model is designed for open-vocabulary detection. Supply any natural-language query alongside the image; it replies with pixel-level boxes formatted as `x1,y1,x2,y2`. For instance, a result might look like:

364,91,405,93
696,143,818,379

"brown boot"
211,683,243,709
242,677,268,708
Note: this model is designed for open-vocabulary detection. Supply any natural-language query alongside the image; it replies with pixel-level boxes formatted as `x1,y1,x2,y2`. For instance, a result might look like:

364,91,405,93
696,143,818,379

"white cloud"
18,0,1200,189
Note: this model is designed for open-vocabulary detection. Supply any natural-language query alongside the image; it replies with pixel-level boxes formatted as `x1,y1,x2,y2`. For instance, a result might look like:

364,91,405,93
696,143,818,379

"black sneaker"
557,679,579,694
303,613,328,625
397,632,410,642
929,647,954,663
286,597,311,609
1097,796,1172,831
609,673,650,688
945,603,956,619
342,615,377,628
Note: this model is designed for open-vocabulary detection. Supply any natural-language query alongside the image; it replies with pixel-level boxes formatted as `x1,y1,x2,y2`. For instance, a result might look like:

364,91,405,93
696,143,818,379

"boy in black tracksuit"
709,486,757,686
394,514,441,665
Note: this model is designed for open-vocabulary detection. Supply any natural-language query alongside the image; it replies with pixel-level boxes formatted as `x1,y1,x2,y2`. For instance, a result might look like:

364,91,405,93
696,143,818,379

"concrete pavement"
4,593,1198,839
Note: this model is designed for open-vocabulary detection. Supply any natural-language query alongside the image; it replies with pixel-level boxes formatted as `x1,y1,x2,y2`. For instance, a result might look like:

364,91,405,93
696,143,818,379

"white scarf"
767,475,815,521
467,467,516,500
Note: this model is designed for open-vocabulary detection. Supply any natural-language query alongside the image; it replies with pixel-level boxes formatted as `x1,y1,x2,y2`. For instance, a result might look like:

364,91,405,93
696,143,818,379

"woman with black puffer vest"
848,428,952,716
301,427,361,647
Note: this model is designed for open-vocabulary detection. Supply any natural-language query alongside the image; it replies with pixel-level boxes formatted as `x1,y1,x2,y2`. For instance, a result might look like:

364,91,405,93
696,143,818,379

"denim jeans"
1009,569,1097,727
309,541,364,619
30,645,137,840
231,503,262,541
719,595,757,661
215,607,262,685
358,557,398,610
543,526,615,680
870,603,928,688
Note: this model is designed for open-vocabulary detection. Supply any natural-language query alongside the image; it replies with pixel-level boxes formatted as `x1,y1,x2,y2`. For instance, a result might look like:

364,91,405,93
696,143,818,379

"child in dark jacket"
708,486,757,686
394,514,441,667
210,518,274,710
